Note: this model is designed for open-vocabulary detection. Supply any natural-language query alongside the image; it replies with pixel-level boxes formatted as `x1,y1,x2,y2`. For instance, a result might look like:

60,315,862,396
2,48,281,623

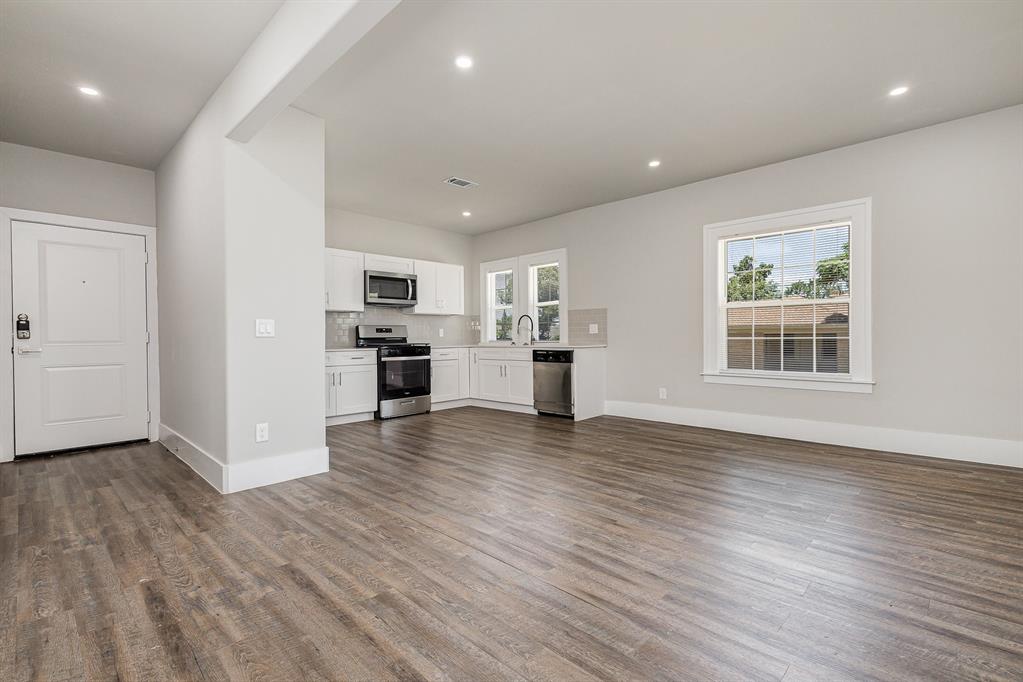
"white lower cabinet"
472,349,533,406
432,348,470,403
431,360,460,402
326,351,378,417
338,365,377,414
507,361,533,405
477,359,507,402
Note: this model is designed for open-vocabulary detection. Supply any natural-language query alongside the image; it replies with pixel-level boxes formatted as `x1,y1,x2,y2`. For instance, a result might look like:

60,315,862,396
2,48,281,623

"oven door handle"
380,355,431,362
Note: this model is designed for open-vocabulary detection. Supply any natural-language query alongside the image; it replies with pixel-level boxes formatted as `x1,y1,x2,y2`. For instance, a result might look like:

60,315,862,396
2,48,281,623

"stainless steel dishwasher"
532,349,573,416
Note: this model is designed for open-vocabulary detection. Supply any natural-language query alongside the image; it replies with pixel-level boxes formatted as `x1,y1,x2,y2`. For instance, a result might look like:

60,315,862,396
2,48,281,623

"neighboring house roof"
727,302,848,332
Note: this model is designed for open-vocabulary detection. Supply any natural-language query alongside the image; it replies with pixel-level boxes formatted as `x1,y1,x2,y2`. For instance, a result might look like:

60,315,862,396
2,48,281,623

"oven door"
366,271,418,306
379,356,431,400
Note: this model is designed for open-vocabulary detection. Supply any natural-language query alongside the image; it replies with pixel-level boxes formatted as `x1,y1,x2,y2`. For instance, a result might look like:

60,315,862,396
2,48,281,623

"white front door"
12,221,150,455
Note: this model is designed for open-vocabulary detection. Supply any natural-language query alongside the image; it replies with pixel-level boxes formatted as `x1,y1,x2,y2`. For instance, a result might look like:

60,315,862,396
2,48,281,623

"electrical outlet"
255,319,275,337
439,328,445,338
588,323,599,334
658,387,667,400
255,422,269,442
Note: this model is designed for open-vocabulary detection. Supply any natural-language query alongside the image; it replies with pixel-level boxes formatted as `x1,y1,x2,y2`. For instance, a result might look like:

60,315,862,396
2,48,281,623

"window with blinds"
722,222,851,374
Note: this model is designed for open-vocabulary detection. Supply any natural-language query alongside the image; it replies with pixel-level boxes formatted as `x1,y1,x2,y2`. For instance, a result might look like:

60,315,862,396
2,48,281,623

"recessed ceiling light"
455,55,473,70
462,211,472,217
78,86,100,97
648,159,661,168
888,85,909,97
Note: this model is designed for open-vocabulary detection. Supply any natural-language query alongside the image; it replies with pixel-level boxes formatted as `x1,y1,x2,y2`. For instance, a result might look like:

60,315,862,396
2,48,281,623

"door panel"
431,359,459,402
364,254,413,273
413,260,438,314
507,361,534,405
436,263,463,314
477,359,508,402
339,365,377,414
43,242,124,342
325,248,364,312
13,222,149,455
43,364,126,424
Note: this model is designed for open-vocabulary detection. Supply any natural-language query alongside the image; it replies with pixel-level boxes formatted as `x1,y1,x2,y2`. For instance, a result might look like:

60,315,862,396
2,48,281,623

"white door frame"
0,207,160,463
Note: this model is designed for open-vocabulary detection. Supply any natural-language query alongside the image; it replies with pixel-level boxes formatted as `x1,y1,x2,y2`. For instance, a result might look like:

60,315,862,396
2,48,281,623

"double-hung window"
483,259,517,342
481,249,567,344
703,199,872,393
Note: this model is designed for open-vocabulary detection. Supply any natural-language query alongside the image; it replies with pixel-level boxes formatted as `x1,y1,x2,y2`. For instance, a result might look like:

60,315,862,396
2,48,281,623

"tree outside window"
532,263,560,341
491,270,513,340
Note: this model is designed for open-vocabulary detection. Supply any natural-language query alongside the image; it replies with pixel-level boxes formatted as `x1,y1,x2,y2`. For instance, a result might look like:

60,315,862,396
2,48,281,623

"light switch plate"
439,328,445,337
658,387,667,400
255,422,269,442
255,319,275,337
588,323,599,334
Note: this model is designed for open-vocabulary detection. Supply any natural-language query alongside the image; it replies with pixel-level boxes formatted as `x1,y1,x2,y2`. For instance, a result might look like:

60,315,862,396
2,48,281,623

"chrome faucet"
515,314,535,346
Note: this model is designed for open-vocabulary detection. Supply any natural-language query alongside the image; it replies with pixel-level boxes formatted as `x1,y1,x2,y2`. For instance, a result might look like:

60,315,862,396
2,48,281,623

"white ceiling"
0,0,283,169
297,0,1023,235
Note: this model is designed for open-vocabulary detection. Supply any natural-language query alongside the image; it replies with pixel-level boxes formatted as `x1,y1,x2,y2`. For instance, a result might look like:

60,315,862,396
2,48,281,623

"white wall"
471,106,1023,450
0,142,155,226
155,0,394,490
155,96,228,463
226,107,325,465
327,207,472,270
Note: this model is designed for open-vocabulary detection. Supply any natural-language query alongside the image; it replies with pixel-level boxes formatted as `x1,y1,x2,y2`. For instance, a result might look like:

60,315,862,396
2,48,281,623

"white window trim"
480,248,568,345
481,257,518,343
702,198,872,393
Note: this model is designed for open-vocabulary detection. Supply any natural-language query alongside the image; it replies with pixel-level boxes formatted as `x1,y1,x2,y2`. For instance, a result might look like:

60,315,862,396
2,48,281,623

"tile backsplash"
567,308,608,345
327,308,479,348
328,307,607,348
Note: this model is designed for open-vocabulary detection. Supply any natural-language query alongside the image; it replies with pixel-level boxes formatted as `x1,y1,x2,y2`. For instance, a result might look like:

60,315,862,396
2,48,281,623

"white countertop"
433,343,607,349
327,344,606,351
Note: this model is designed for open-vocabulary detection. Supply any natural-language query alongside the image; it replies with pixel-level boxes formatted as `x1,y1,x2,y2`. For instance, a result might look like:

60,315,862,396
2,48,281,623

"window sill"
702,372,874,394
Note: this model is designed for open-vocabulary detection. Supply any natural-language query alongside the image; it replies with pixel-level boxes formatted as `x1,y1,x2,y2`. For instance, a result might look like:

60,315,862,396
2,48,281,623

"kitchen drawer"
475,347,532,362
325,350,376,366
432,348,462,361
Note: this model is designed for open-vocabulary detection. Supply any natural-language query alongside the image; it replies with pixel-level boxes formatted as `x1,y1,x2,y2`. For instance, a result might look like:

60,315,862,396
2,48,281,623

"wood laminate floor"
1,407,1021,681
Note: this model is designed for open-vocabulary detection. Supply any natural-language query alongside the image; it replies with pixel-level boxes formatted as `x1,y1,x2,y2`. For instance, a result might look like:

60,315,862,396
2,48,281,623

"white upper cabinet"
323,249,462,315
365,253,414,274
413,259,464,315
414,260,438,314
325,248,364,312
437,262,464,314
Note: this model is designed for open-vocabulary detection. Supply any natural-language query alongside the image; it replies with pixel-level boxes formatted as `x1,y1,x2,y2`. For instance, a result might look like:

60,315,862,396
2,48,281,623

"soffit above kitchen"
296,0,1023,235
0,0,284,169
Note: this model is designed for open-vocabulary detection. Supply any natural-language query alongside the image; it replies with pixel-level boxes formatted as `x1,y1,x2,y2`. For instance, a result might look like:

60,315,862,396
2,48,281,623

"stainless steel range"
355,324,431,419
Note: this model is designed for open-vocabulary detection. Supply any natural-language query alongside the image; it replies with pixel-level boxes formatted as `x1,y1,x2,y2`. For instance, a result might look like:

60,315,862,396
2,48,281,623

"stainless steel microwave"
365,270,418,307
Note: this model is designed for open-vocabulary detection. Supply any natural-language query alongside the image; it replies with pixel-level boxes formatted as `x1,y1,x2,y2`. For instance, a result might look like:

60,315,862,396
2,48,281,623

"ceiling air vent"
443,176,478,189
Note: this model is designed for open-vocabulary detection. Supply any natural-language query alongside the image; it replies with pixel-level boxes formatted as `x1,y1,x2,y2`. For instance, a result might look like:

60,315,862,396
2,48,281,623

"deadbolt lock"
16,313,30,340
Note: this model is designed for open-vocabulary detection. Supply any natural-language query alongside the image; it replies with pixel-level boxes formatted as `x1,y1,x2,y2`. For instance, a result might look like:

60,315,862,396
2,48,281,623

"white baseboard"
432,398,472,411
160,424,330,493
326,412,374,426
604,401,1023,468
431,398,538,414
159,423,227,492
224,446,329,494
